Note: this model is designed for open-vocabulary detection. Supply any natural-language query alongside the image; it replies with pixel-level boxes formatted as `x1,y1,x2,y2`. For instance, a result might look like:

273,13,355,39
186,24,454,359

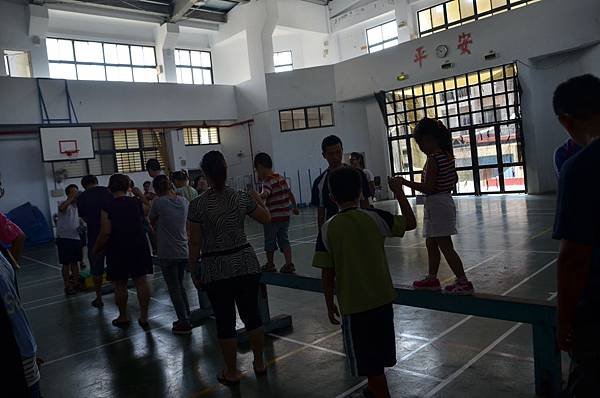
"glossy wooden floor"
17,195,568,397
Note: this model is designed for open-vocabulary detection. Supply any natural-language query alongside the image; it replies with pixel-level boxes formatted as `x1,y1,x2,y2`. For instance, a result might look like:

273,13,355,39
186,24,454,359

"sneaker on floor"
444,279,474,295
261,263,277,272
412,276,442,291
172,320,193,335
279,263,296,274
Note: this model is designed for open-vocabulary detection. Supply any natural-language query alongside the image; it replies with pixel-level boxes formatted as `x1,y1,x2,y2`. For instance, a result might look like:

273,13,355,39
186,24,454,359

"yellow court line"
190,330,342,397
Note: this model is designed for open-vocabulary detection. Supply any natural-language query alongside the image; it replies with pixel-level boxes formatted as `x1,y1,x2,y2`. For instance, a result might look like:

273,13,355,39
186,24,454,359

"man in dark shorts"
552,74,600,396
77,175,112,308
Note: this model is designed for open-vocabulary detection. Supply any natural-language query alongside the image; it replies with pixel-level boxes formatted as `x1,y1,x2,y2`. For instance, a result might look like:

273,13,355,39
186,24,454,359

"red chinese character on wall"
457,32,473,55
414,46,427,68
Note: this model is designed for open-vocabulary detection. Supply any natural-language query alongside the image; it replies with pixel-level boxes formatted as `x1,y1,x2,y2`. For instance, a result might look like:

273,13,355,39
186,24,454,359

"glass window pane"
106,66,133,82
183,128,199,145
460,0,475,17
274,65,293,73
492,0,507,7
176,49,191,66
447,0,461,23
499,124,523,163
367,26,383,46
306,107,320,128
192,68,204,84
480,168,501,192
202,69,212,84
74,41,104,63
476,0,492,13
369,44,384,53
115,152,142,173
418,9,432,32
391,139,410,174
456,170,475,193
49,62,77,80
292,109,306,129
381,21,397,41
320,106,333,126
104,44,130,64
280,111,293,131
431,5,446,27
131,46,155,66
503,165,525,191
76,64,105,81
383,39,399,49
132,67,157,82
47,38,74,61
200,52,212,68
452,130,472,167
190,50,202,66
476,127,497,165
143,47,156,65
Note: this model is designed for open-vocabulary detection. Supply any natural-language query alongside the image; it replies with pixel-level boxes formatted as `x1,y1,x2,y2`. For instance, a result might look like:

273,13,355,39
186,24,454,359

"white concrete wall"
273,28,330,70
211,31,251,85
277,0,329,34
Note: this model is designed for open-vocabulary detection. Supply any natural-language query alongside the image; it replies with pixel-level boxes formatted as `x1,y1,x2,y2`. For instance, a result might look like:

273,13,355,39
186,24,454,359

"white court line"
21,255,61,270
399,333,431,342
337,257,558,397
246,221,317,239
42,314,170,366
423,324,523,397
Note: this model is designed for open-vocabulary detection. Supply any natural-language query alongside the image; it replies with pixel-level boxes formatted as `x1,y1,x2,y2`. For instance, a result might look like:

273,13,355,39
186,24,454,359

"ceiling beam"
170,0,201,22
184,8,227,23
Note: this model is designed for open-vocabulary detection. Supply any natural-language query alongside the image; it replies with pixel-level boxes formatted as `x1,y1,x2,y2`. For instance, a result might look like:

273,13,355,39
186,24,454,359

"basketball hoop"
59,140,79,159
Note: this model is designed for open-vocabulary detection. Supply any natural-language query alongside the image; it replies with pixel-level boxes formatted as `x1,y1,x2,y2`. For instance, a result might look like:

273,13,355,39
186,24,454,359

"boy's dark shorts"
342,303,396,377
56,238,82,265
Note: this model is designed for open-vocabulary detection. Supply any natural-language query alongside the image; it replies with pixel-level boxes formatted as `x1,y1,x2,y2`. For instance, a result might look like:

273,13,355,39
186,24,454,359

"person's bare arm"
402,159,438,195
58,191,77,212
289,191,300,215
557,239,593,352
248,191,271,224
93,210,111,255
322,268,339,325
388,177,417,231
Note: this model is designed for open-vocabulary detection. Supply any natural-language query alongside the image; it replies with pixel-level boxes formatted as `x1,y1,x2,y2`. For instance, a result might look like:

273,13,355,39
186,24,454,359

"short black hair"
153,174,171,195
145,158,161,172
328,167,362,203
553,74,600,118
350,152,364,168
65,184,78,196
321,135,343,153
108,174,130,193
171,170,188,182
254,152,273,169
81,175,98,188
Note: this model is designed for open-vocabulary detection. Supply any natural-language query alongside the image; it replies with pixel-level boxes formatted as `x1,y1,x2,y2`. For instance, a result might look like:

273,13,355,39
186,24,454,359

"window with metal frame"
417,0,542,37
366,20,399,53
51,129,167,178
273,51,293,73
174,49,213,85
46,38,158,82
182,127,220,145
385,63,526,195
279,105,334,132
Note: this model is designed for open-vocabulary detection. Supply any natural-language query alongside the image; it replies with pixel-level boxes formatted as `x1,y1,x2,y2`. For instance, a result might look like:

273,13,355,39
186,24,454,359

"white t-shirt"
363,168,375,182
56,204,80,240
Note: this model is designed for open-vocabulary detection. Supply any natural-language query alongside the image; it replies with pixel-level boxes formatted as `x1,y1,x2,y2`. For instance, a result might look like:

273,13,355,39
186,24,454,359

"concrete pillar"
156,23,180,83
0,50,7,76
165,129,188,171
395,0,416,42
28,4,50,78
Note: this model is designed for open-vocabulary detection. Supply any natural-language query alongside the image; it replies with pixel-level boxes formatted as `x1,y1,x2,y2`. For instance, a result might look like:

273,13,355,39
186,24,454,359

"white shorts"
423,192,457,238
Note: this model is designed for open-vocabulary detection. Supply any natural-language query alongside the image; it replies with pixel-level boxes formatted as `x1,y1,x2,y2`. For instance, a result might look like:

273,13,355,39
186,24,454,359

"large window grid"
386,63,526,195
182,127,220,146
417,0,541,37
273,51,293,73
51,129,166,178
366,20,399,53
46,38,157,82
279,105,334,132
175,49,213,85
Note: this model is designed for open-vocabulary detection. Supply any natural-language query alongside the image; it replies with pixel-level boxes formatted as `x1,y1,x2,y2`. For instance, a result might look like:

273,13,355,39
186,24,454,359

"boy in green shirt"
313,168,416,398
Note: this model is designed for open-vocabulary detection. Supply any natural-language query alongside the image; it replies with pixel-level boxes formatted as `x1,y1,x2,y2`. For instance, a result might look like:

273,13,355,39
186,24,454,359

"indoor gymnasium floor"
16,194,568,398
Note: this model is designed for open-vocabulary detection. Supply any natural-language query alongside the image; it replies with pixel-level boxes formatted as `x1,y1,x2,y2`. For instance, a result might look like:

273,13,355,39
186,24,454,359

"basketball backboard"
39,126,94,162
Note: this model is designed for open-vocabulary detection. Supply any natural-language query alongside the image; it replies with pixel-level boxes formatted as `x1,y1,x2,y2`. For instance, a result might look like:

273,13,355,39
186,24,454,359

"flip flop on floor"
111,318,130,328
216,371,241,386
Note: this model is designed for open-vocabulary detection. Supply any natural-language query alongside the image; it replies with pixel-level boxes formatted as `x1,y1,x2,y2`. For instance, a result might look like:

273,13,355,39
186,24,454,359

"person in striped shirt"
254,153,300,274
400,118,473,295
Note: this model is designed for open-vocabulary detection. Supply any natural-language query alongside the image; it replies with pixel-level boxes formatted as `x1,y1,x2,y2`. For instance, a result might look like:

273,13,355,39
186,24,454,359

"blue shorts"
263,221,290,253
